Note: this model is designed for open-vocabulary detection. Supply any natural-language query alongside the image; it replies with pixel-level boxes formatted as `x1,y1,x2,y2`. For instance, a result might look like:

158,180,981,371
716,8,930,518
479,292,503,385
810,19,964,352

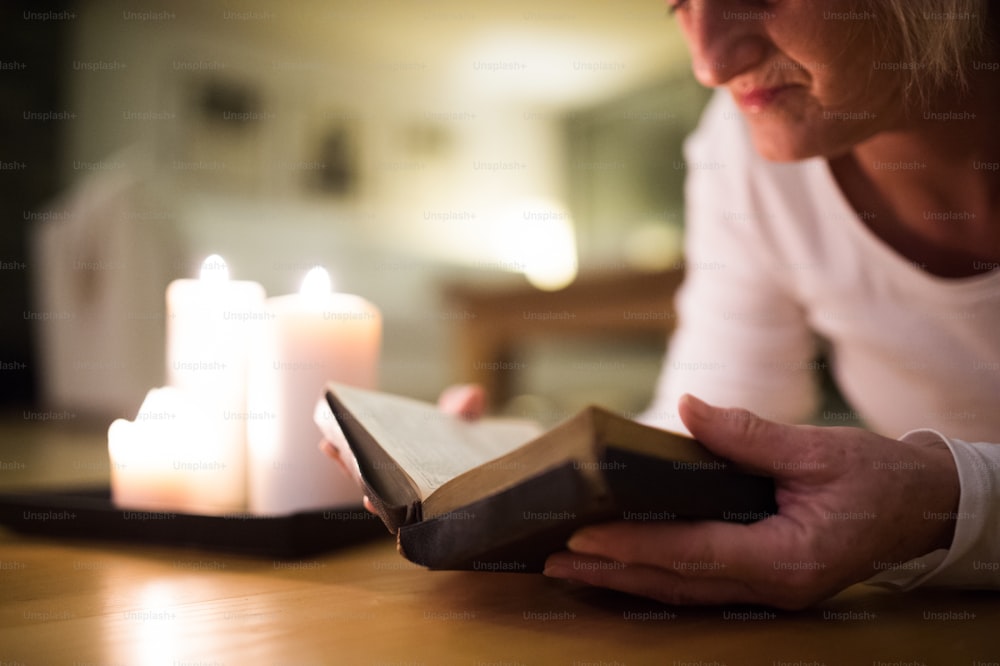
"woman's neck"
830,68,1000,277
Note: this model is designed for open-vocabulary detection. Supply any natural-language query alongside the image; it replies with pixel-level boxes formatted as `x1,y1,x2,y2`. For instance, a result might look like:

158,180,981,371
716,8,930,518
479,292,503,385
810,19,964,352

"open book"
315,383,777,572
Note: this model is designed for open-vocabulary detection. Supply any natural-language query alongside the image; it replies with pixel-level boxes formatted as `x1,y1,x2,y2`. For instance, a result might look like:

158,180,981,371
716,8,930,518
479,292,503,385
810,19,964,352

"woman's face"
671,0,908,161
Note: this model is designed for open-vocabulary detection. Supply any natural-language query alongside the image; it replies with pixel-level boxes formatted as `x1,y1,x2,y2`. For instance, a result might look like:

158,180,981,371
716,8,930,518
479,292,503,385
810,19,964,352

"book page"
329,384,543,500
423,407,600,518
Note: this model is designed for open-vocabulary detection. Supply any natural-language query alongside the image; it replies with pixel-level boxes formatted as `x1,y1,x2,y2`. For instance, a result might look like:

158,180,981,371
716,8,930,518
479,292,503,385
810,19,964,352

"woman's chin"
745,113,880,163
747,130,819,162
747,120,863,163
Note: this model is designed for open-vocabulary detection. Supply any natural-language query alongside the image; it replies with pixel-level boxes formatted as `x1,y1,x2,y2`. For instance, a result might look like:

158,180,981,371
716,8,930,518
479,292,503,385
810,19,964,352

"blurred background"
0,0,709,441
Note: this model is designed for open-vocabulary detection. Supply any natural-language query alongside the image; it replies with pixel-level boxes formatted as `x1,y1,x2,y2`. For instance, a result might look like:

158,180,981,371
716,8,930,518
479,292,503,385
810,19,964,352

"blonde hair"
865,0,993,106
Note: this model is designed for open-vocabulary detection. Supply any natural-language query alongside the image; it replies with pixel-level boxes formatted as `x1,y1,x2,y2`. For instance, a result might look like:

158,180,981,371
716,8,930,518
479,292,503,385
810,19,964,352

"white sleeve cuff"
866,429,1000,590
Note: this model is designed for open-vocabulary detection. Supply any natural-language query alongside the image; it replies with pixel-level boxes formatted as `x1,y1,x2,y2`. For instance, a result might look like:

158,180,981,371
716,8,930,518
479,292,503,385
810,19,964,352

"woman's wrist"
915,439,961,553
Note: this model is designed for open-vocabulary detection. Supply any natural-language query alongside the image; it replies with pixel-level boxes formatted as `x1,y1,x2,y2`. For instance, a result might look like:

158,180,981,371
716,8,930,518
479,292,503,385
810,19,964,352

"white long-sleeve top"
643,91,1000,589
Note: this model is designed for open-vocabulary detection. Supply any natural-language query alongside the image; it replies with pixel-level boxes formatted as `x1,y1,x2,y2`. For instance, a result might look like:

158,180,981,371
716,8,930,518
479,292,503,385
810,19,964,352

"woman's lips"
734,85,798,112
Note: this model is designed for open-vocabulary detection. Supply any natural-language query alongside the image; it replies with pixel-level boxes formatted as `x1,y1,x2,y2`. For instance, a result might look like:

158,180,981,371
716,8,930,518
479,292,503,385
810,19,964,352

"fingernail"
681,393,712,420
566,530,595,553
542,554,576,580
542,564,565,578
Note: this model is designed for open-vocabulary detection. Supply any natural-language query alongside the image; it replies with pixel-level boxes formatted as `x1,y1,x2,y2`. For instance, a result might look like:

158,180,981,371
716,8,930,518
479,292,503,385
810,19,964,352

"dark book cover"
320,386,777,572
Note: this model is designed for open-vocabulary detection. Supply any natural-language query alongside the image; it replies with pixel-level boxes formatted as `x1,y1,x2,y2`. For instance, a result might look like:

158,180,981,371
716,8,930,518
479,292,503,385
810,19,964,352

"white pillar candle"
164,255,266,510
247,266,380,515
108,387,246,515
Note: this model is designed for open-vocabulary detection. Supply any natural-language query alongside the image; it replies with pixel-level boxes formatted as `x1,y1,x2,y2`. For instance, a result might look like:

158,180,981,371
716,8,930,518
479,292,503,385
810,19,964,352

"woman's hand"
542,394,961,609
318,426,378,514
320,383,488,513
436,383,487,420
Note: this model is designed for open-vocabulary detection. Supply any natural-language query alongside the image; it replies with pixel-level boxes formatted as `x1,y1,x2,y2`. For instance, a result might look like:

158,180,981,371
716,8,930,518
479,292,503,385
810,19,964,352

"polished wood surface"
2,524,999,664
2,419,998,664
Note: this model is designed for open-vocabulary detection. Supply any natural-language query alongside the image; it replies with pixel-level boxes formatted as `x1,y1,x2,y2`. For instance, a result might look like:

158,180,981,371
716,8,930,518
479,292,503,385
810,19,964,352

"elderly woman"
537,0,1000,608
330,0,999,609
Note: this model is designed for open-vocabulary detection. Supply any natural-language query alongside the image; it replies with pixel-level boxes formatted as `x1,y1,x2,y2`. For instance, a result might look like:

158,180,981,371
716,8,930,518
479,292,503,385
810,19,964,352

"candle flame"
199,254,230,282
300,266,332,297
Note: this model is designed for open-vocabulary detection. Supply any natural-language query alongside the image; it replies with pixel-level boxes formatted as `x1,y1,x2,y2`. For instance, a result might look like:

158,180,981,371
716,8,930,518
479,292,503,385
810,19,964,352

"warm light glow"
109,387,197,471
199,254,229,282
623,222,683,272
111,380,257,515
299,266,333,297
131,581,182,665
106,418,131,462
497,198,578,291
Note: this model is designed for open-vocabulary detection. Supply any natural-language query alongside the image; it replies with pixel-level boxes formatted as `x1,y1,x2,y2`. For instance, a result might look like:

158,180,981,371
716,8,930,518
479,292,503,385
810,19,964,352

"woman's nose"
682,2,770,87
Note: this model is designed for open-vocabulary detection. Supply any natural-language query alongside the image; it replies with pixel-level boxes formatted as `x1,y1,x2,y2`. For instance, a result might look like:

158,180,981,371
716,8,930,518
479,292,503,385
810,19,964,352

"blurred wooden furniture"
445,268,684,405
